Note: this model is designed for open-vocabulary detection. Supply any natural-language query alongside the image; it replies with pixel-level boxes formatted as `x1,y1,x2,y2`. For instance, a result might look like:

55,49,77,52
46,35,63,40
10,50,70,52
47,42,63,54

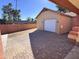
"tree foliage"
56,5,70,13
26,17,34,22
11,9,21,21
1,3,21,24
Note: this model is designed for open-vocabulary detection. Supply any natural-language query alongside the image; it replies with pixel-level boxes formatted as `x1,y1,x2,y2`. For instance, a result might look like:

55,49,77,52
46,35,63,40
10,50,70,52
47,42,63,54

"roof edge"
35,7,73,19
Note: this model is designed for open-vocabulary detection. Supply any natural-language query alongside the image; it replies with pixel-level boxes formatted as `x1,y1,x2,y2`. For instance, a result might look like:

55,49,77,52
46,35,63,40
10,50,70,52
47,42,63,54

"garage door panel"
44,20,57,32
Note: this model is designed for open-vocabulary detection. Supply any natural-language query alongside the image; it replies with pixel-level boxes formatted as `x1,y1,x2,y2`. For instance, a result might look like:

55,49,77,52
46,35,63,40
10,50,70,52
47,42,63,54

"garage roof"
36,8,73,19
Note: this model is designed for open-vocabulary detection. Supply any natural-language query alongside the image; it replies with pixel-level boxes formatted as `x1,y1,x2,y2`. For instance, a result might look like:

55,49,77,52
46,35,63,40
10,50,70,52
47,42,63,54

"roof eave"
49,0,79,15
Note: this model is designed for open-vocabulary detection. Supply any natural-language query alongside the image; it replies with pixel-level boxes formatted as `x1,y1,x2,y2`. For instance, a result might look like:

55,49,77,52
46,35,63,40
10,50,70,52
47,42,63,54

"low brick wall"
0,23,36,34
0,32,4,59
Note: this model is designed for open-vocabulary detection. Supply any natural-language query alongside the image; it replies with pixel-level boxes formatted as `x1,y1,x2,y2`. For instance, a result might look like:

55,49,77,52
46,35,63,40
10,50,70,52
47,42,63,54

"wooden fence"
0,23,36,34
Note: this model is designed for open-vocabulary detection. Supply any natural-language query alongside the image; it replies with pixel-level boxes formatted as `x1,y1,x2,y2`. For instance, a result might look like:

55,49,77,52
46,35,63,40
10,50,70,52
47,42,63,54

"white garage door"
44,19,57,32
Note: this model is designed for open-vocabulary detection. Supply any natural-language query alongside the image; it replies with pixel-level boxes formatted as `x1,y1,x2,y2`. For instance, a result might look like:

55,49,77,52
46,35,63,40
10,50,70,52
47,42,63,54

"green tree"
2,3,21,23
56,5,70,13
2,3,13,23
27,17,34,22
11,9,21,21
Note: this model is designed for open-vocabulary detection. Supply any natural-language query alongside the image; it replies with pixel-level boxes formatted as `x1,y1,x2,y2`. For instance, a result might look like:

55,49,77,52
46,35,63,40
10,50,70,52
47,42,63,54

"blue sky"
0,0,58,20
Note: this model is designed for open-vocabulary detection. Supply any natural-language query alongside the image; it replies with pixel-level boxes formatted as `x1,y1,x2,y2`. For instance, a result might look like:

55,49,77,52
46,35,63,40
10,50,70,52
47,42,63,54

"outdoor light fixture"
68,0,79,9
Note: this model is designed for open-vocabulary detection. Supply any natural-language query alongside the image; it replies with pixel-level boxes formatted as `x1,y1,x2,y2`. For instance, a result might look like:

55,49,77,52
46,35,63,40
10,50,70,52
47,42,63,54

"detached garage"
36,8,73,34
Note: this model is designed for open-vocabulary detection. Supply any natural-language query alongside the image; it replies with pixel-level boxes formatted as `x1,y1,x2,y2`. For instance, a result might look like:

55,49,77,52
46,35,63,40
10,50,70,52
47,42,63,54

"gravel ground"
29,30,75,59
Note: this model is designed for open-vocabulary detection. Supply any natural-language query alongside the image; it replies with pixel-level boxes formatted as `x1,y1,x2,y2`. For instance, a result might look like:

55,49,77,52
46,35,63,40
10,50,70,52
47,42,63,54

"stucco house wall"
58,14,72,33
36,8,72,34
72,15,79,27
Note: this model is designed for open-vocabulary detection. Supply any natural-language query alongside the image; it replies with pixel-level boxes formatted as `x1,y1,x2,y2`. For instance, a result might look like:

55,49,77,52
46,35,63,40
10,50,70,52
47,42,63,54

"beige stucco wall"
37,10,58,31
57,14,72,34
72,15,79,27
36,10,72,34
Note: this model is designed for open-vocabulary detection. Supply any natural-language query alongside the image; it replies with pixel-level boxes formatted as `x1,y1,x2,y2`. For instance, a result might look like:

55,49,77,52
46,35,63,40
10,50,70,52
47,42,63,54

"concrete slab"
4,28,37,59
0,32,4,59
64,46,79,59
1,34,8,52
